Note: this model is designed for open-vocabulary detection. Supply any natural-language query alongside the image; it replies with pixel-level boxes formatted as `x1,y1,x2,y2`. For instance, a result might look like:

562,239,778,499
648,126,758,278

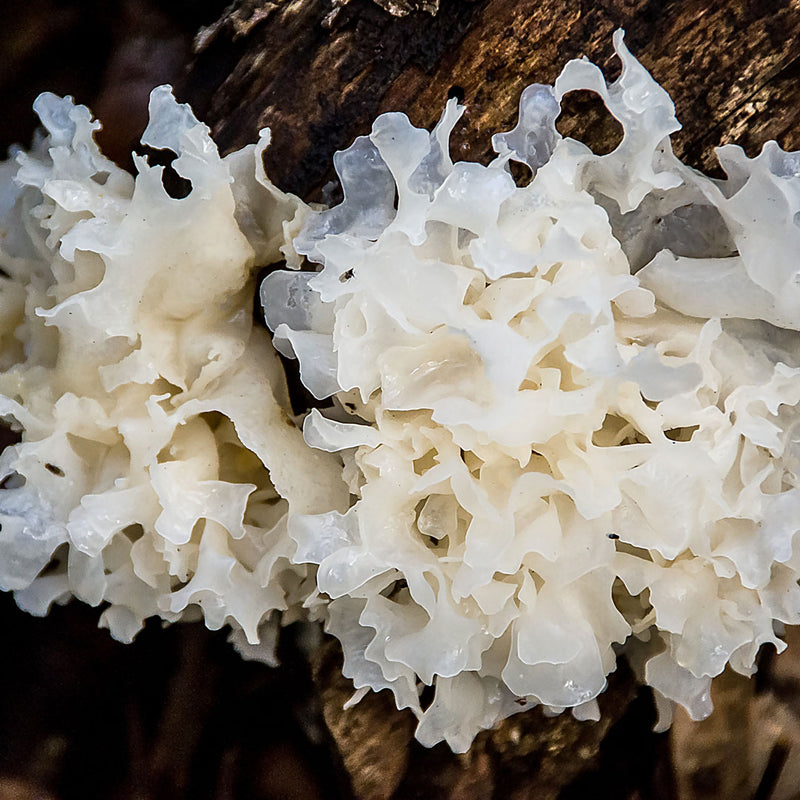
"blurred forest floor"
3,1,800,798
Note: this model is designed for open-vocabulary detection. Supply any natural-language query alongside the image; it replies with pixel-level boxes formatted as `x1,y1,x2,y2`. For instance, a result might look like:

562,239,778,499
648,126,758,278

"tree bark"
184,0,800,198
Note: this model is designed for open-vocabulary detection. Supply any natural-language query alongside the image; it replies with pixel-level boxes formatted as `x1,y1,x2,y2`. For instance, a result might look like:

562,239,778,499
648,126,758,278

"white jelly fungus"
1,31,799,753
0,86,347,650
263,31,800,749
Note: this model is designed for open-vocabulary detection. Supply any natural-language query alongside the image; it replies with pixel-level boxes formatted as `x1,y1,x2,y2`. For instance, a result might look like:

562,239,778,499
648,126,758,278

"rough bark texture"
3,1,800,799
183,0,800,198
310,638,659,800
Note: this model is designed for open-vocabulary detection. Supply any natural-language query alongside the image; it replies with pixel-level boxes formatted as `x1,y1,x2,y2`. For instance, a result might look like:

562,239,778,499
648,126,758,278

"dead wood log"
184,0,800,199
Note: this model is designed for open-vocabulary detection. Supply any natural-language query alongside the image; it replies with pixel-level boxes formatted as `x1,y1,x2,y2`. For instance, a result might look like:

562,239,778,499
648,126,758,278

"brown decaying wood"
185,0,800,199
311,638,650,800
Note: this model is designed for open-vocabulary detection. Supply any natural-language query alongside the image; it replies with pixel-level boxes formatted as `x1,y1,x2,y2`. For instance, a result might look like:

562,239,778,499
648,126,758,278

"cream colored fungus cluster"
263,33,800,748
0,87,347,649
2,32,800,751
